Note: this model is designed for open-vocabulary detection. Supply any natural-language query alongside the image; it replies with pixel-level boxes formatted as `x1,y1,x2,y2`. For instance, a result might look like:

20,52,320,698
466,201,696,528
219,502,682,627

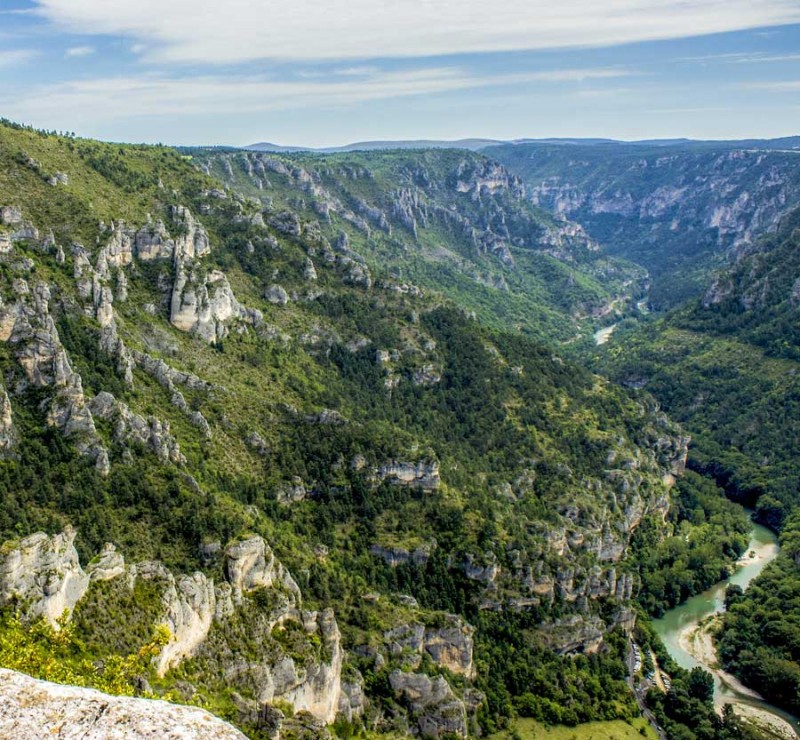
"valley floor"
491,717,657,739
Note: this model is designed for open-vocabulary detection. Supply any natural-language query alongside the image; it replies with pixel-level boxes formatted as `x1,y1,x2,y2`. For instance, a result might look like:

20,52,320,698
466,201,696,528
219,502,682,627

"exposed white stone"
0,528,89,626
0,383,15,457
225,535,301,604
0,668,247,739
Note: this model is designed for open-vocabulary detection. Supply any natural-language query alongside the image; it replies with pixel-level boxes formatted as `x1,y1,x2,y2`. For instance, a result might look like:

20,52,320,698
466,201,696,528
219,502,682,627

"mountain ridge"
242,135,800,155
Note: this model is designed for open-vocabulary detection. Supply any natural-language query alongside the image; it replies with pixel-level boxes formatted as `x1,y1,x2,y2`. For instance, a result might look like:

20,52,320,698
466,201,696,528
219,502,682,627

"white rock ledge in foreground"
0,668,247,739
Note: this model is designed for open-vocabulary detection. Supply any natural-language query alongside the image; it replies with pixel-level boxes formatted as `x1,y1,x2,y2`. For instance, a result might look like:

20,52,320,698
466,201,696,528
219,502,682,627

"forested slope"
0,120,705,738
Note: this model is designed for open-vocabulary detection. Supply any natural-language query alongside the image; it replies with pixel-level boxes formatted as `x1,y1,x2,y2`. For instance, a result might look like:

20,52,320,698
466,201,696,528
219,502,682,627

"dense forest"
2,119,800,740
597,205,800,727
0,120,733,739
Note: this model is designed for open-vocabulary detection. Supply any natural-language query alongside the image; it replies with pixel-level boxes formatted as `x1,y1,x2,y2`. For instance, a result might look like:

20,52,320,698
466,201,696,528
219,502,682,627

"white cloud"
65,45,94,57
0,49,36,67
0,66,635,125
523,68,636,82
573,86,640,98
731,53,800,64
32,0,800,64
741,80,800,91
679,51,800,64
650,106,736,113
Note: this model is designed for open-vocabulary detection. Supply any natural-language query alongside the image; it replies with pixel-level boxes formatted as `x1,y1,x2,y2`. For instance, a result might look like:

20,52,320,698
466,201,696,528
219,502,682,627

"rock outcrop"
370,544,433,568
0,383,15,456
225,536,301,604
540,614,605,655
170,265,257,343
389,671,467,738
337,673,367,723
0,531,342,724
0,668,247,739
3,282,107,472
383,616,475,677
0,528,89,625
88,392,185,465
376,461,440,491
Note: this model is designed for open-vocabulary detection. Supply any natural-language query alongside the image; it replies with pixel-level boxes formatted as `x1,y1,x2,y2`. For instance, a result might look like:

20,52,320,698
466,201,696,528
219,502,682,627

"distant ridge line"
242,136,800,154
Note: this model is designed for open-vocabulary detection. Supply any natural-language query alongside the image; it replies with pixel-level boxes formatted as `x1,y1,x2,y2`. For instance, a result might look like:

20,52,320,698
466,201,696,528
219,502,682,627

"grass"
492,717,657,740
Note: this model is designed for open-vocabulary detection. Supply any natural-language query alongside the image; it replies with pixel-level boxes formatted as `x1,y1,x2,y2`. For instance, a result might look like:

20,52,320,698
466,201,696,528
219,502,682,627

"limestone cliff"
489,141,800,305
198,148,646,340
0,527,89,625
0,531,343,725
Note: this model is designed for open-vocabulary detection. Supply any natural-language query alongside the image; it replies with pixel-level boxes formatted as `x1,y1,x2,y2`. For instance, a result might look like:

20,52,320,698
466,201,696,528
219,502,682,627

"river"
652,519,799,737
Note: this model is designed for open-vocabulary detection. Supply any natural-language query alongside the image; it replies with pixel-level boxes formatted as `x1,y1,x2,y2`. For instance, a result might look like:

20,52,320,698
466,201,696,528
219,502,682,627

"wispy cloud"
523,68,637,83
573,86,641,99
30,0,800,64
740,80,800,91
680,51,800,64
0,66,636,125
0,49,37,67
650,106,736,114
65,45,94,58
733,53,800,64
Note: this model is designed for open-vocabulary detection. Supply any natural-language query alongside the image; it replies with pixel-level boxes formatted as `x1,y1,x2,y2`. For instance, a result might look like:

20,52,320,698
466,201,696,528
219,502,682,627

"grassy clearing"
492,717,656,740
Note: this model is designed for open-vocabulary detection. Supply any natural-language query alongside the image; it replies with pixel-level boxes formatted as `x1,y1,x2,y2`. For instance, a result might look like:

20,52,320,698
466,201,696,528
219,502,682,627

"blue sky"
1,0,800,146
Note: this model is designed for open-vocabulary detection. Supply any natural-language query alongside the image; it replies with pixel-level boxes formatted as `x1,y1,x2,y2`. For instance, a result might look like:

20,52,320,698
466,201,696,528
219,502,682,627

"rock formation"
0,383,15,457
0,530,343,724
0,527,89,625
383,616,475,678
0,668,247,739
389,671,468,738
376,461,440,490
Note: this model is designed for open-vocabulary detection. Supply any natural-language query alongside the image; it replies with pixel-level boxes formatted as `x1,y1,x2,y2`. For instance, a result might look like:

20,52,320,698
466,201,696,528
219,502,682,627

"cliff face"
0,530,344,725
0,527,89,624
196,148,648,343
701,205,800,320
488,142,800,307
0,201,246,474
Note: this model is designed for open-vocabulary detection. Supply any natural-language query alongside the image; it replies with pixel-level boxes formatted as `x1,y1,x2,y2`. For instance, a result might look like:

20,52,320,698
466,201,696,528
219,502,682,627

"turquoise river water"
652,519,799,735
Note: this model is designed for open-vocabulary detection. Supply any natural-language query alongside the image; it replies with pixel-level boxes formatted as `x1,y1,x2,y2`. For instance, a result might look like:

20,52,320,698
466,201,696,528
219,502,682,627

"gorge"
1,120,800,739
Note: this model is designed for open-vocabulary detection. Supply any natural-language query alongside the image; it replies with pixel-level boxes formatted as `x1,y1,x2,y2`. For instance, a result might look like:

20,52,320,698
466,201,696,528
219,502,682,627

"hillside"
599,205,800,520
488,141,800,308
191,147,647,346
596,204,800,721
0,120,706,738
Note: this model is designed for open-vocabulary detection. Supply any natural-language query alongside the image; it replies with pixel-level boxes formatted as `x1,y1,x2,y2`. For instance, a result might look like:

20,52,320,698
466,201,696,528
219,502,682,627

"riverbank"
737,538,779,568
653,517,798,738
680,617,796,739
679,614,763,701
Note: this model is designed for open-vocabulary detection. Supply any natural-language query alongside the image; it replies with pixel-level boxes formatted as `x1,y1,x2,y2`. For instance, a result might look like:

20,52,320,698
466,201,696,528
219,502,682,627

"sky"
1,1,800,146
